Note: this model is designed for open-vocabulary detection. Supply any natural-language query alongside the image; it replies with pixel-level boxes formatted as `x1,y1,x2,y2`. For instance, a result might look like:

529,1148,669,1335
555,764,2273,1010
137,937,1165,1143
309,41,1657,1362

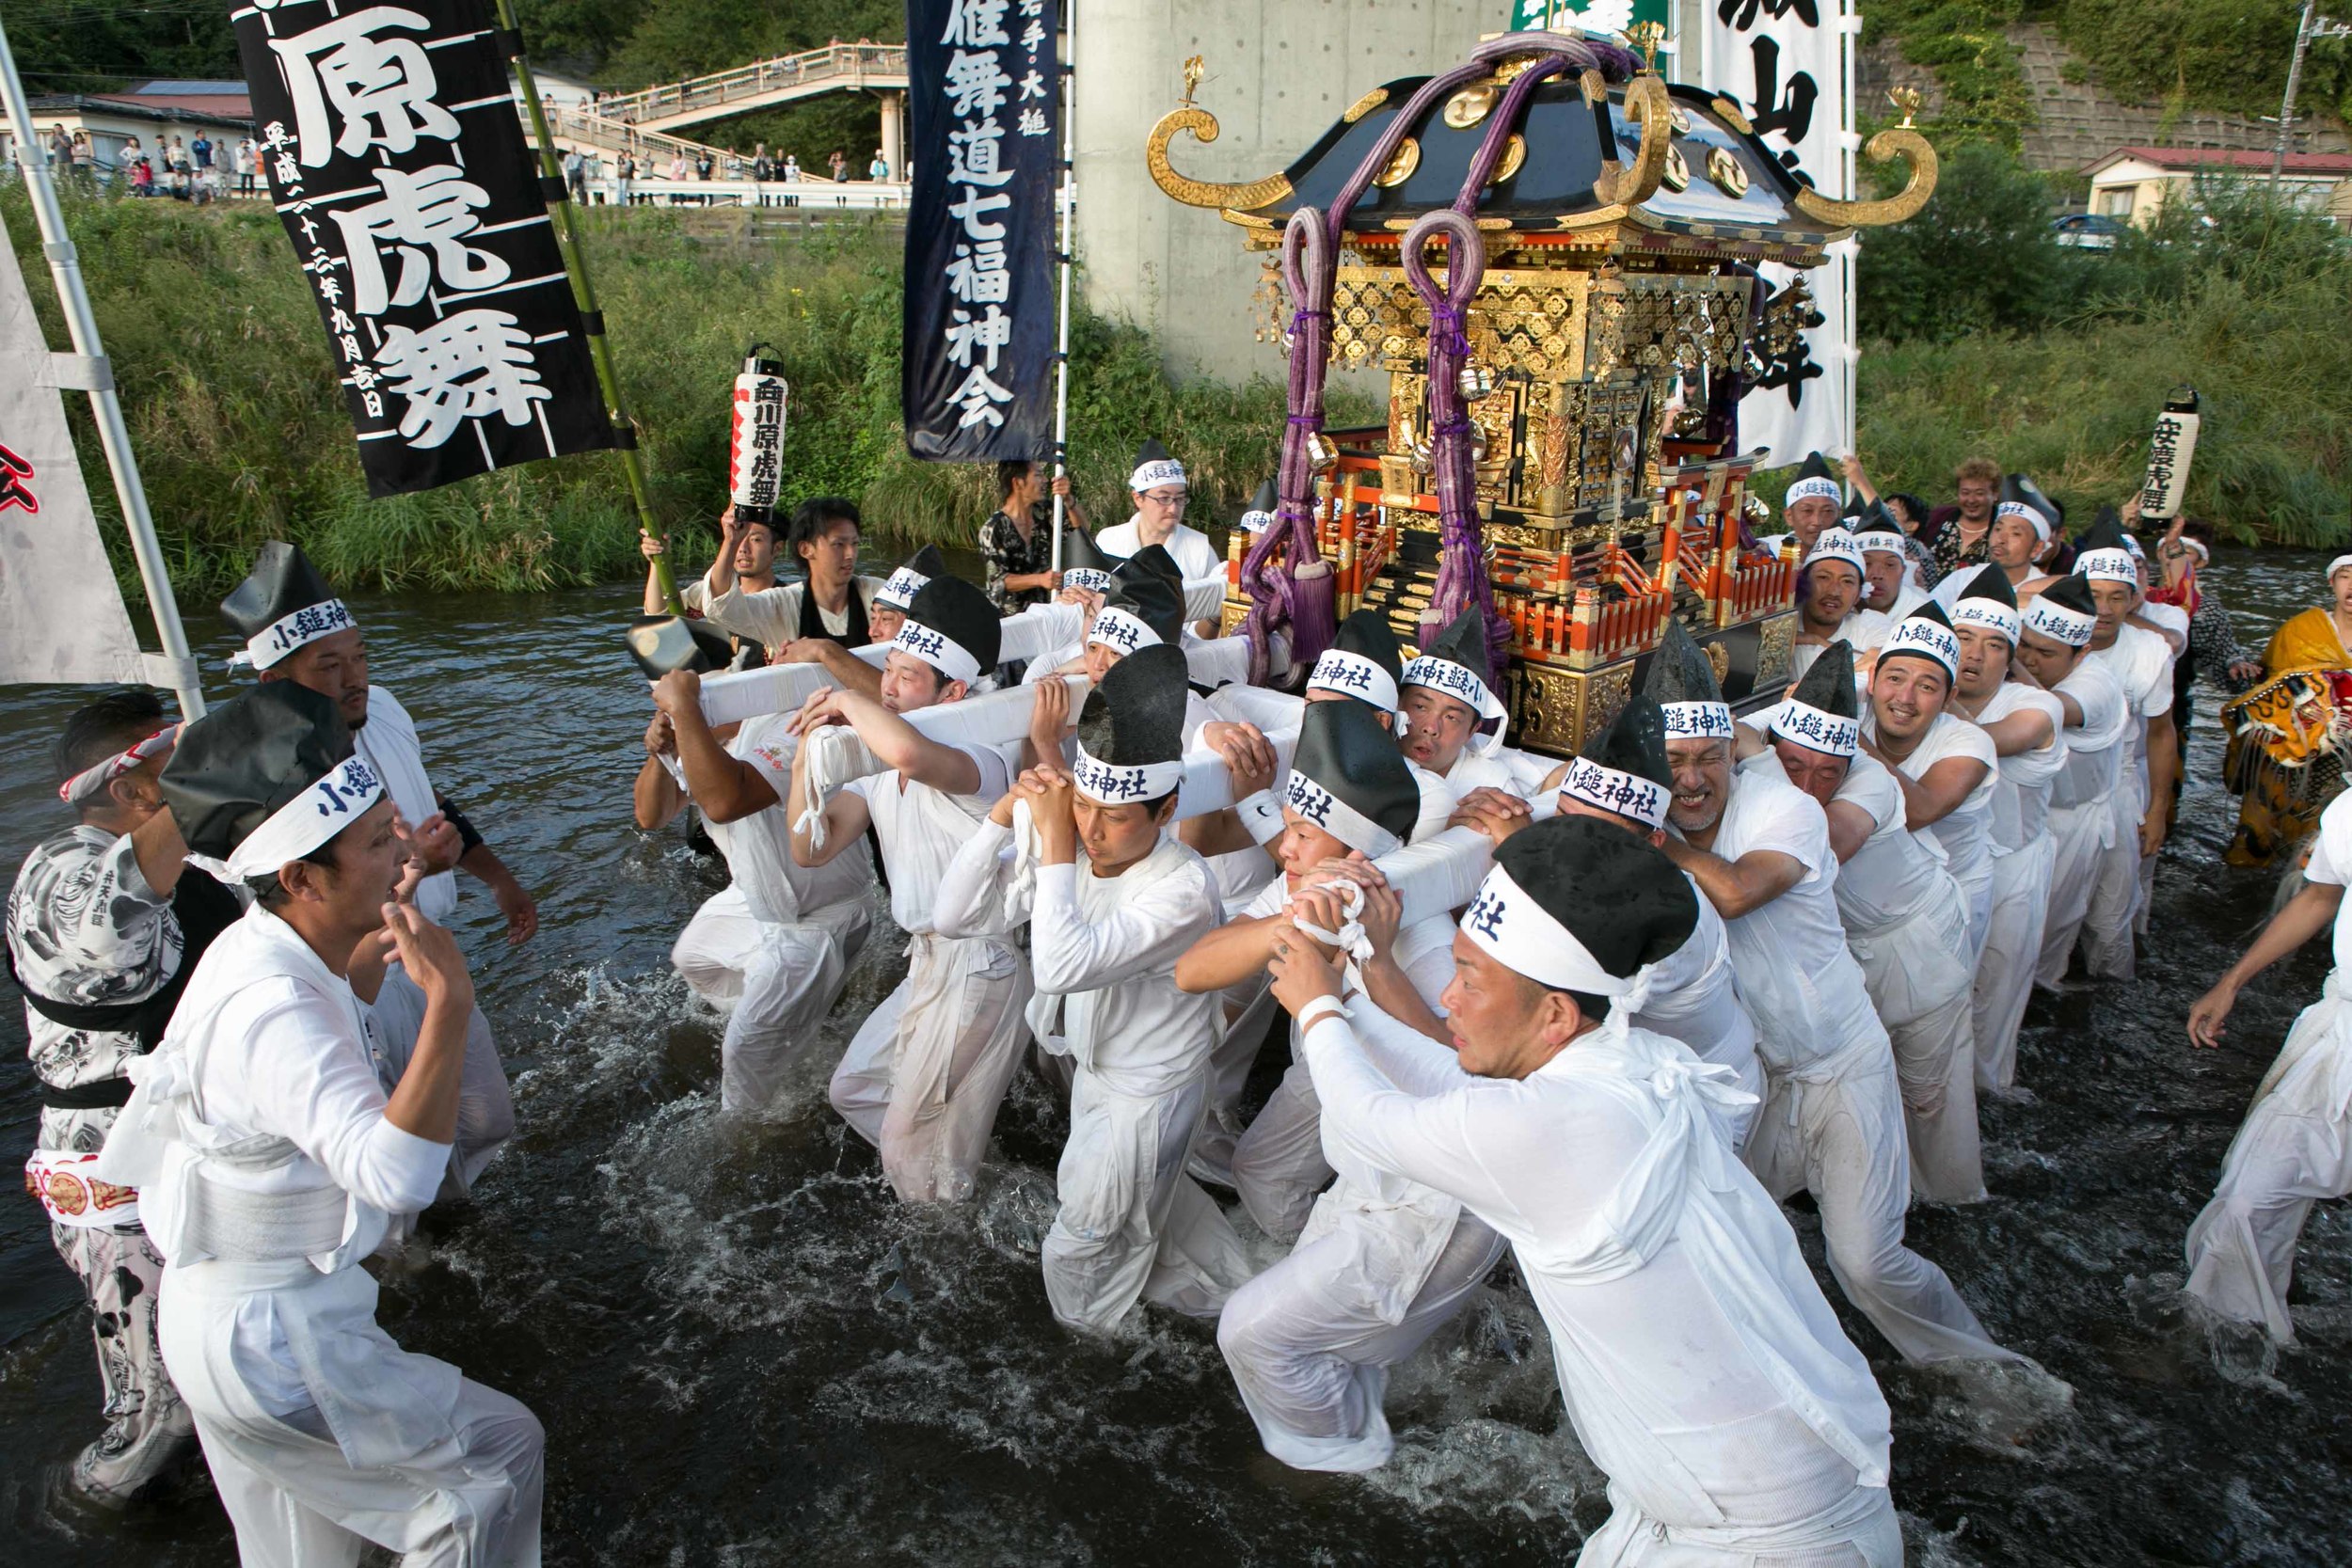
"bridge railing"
595,42,911,125
576,176,914,212
542,105,724,164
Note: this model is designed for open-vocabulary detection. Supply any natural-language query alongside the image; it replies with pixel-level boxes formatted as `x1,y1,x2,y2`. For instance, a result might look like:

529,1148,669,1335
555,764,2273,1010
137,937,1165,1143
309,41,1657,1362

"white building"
2084,146,2352,230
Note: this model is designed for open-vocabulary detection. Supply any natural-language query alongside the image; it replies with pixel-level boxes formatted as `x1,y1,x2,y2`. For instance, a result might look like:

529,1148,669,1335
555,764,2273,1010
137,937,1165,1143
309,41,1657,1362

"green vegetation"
1861,0,2038,150
0,187,1304,601
1828,153,2352,545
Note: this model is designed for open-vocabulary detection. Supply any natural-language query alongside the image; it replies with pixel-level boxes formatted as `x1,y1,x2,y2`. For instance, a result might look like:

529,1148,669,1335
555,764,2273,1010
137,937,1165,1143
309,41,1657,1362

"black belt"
39,1077,135,1111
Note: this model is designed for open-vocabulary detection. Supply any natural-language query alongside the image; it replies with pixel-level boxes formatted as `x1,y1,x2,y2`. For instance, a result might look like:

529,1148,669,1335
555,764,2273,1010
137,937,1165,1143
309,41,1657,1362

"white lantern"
727,348,789,521
2137,387,2200,522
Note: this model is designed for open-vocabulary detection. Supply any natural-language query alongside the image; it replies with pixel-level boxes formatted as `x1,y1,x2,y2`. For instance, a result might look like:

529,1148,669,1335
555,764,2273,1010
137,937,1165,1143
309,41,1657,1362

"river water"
2,553,2347,1565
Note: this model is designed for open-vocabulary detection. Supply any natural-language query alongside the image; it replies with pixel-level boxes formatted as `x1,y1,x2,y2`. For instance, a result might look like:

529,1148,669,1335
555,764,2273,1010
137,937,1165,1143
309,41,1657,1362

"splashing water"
3,560,2350,1563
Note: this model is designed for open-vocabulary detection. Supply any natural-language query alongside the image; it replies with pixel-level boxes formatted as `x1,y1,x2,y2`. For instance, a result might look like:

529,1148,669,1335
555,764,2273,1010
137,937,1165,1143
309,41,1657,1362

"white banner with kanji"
0,229,148,687
1701,0,1853,469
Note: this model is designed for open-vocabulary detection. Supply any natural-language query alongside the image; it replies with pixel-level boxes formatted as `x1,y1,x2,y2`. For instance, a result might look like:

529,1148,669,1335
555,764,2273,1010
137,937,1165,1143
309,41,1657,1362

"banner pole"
0,16,206,717
489,0,684,615
1047,0,1078,572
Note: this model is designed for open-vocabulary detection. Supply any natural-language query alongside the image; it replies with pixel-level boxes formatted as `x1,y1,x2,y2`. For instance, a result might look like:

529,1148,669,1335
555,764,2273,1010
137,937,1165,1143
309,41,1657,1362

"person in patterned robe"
8,689,235,1503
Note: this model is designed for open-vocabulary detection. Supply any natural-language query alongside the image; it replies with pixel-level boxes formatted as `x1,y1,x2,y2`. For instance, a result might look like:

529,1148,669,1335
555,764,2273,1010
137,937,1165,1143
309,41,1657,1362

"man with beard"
1260,814,1902,1561
787,576,1031,1203
1945,568,2067,1096
2075,516,2179,979
1648,624,2018,1364
1761,644,1984,1204
221,544,528,1201
9,689,219,1502
2020,577,2135,993
1790,528,1889,681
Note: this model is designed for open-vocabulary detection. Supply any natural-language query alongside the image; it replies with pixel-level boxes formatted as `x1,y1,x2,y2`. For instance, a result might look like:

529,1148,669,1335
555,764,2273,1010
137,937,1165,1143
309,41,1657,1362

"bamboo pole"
491,0,683,614
0,16,206,717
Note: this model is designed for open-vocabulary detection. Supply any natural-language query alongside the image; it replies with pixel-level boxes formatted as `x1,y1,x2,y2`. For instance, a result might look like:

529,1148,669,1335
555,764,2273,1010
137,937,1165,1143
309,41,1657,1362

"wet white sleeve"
1297,1015,1534,1231
2310,798,2352,886
702,581,799,648
933,818,1024,938
1031,860,1212,994
225,984,450,1214
1343,994,1472,1098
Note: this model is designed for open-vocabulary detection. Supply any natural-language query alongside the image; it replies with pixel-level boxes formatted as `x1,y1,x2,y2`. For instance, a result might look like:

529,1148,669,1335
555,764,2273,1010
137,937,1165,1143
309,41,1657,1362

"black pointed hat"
1090,569,1184,652
898,574,1001,679
1128,438,1185,492
1403,608,1506,733
1307,608,1405,710
1851,498,1905,544
1786,452,1840,507
1956,562,2017,609
1239,477,1279,532
1486,815,1700,978
1772,641,1863,757
160,681,360,864
2073,505,2138,583
1999,474,2060,536
1557,694,1673,830
2083,504,2128,551
2042,574,2099,616
1644,620,1731,740
876,543,950,611
220,542,355,671
1284,695,1422,854
1060,527,1117,592
2021,571,2102,647
1116,541,1183,588
1073,643,1191,807
1878,597,1961,678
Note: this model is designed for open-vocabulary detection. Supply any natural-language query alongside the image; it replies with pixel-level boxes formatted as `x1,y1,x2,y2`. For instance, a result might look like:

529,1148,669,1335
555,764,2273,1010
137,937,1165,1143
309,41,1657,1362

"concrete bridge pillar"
881,90,905,181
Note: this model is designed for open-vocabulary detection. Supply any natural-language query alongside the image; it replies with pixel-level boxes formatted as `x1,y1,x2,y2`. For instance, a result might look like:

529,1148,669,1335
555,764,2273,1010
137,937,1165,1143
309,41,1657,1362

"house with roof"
7,81,254,179
2084,146,2352,230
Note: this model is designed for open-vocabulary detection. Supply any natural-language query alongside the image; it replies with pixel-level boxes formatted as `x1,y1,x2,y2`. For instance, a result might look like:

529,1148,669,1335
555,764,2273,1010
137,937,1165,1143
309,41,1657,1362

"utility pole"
2273,0,2352,189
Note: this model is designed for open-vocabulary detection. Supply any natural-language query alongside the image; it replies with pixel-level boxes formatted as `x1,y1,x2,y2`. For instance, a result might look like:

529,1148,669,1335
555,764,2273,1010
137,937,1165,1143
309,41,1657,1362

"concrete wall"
1073,0,1505,388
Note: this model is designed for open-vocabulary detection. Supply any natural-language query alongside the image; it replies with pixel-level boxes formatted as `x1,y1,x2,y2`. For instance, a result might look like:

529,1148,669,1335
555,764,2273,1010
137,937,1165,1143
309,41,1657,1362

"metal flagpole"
0,15,207,718
490,0,686,614
1047,0,1078,572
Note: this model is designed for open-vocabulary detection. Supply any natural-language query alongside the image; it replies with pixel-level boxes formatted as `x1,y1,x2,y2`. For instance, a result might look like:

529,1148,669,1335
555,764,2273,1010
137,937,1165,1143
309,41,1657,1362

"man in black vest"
8,689,234,1503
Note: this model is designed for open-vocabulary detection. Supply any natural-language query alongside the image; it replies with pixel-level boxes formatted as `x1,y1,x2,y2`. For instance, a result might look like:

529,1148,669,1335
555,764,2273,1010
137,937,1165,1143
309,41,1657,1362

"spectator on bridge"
564,148,587,203
868,149,888,181
615,151,635,206
234,137,256,196
755,148,774,182
694,149,714,182
724,150,744,181
828,149,848,182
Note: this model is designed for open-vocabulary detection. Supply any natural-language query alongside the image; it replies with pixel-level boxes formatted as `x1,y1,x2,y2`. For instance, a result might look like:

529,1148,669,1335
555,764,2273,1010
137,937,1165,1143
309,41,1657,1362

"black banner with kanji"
231,0,613,496
900,0,1060,462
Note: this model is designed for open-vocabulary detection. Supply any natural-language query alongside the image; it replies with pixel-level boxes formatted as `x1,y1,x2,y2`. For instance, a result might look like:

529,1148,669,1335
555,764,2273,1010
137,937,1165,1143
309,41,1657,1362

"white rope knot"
1293,877,1377,993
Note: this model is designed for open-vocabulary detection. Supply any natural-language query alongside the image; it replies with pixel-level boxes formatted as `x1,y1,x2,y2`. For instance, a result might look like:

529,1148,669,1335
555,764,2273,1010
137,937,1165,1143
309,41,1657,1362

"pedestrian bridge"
589,42,910,136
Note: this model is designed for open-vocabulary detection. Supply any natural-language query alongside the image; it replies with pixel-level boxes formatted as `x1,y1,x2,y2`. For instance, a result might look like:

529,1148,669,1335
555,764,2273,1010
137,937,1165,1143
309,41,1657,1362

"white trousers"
370,966,513,1202
1848,884,1983,1205
1743,1045,2018,1365
1232,1053,1330,1244
2082,770,2148,980
2035,800,2111,990
671,885,870,1114
1973,836,2054,1095
828,930,1033,1203
1191,979,1275,1189
1577,1480,1902,1567
160,1264,542,1568
2185,991,2352,1341
1044,1068,1250,1331
1218,1208,1505,1472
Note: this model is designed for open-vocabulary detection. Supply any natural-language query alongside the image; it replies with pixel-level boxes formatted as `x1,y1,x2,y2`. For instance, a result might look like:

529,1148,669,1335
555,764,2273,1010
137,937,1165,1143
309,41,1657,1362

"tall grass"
0,188,1321,602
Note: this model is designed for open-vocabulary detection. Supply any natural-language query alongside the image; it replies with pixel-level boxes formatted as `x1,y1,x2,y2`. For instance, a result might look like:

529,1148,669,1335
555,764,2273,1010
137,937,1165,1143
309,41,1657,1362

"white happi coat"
350,686,511,1198
1298,1005,1900,1563
2185,793,2352,1340
2081,624,2176,977
932,818,1248,1330
1788,608,1894,681
1093,517,1224,585
1970,681,2067,1094
670,713,874,1113
1820,752,1983,1205
2035,659,2131,990
1694,756,2014,1364
826,743,1034,1203
99,906,542,1566
1868,709,1999,959
1217,895,1505,1473
696,574,888,649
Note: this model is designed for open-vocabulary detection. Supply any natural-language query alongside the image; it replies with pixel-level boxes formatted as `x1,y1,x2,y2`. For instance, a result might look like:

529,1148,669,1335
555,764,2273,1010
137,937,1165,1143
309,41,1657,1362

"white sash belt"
179,1174,352,1263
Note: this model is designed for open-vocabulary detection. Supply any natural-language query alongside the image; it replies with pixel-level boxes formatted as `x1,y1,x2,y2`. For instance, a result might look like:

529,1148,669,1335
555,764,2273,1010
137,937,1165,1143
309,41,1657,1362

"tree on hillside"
6,0,240,90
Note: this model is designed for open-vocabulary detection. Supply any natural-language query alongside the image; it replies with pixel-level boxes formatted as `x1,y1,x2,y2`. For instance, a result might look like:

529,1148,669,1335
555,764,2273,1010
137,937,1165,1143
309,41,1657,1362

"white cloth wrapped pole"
696,604,1087,726
1375,799,1558,928
1184,577,1229,624
799,677,1089,843
1184,636,1251,691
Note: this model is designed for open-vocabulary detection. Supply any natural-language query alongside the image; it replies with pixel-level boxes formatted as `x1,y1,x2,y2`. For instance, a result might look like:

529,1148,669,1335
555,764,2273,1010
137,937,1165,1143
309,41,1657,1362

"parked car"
2051,213,2128,249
